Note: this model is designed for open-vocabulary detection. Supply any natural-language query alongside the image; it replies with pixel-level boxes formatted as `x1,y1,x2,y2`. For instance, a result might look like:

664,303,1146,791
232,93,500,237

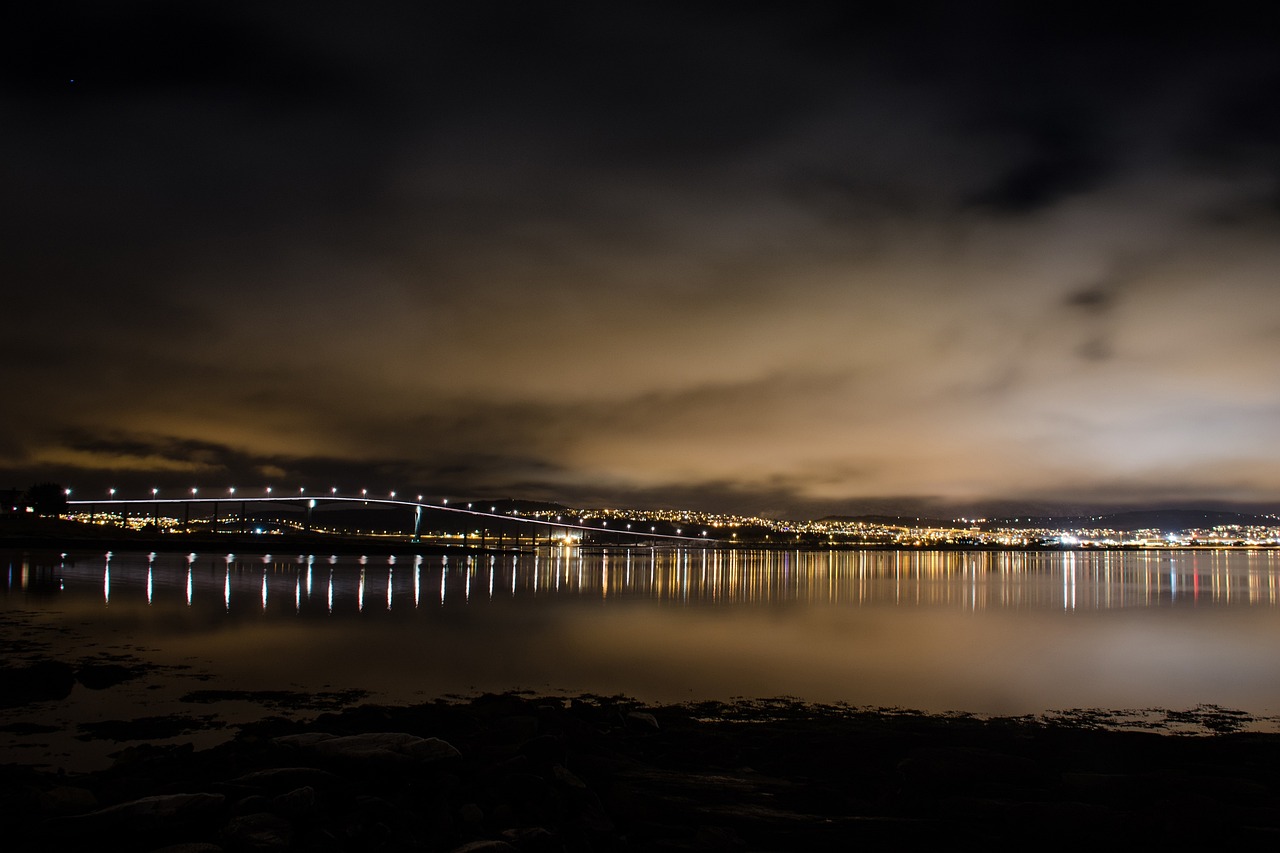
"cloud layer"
5,2,1280,514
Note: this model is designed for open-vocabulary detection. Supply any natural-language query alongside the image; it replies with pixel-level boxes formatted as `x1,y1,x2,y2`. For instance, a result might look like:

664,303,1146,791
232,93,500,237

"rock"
552,765,587,789
353,794,397,821
0,660,76,706
231,795,272,816
625,711,659,731
79,792,226,825
502,772,557,816
270,786,316,820
519,735,564,765
229,767,345,794
50,792,226,843
459,802,485,825
147,844,225,853
499,826,559,852
39,785,98,816
449,841,518,853
896,747,1044,795
495,715,539,742
220,812,294,851
76,663,137,690
270,733,335,750
695,825,747,850
273,731,460,767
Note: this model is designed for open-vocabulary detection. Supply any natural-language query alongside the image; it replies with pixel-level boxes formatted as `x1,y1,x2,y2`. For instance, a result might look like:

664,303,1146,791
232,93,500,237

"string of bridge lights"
61,486,716,541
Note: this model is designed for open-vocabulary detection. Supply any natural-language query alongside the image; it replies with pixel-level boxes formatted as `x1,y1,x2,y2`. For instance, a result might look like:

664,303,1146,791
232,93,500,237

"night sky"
6,2,1280,517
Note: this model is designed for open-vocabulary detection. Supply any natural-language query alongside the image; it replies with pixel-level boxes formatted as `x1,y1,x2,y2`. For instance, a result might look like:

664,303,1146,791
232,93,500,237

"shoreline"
4,528,1275,556
4,692,1280,850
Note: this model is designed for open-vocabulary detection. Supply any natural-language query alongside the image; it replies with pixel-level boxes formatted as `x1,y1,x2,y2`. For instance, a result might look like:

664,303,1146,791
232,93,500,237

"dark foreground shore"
4,692,1280,852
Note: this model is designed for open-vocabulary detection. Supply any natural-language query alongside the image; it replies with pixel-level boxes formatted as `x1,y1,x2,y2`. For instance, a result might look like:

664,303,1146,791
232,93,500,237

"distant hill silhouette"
822,509,1278,532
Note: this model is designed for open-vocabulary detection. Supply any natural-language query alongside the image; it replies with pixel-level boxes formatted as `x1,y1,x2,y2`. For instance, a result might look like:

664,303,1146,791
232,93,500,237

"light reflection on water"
5,547,1280,754
12,548,1280,613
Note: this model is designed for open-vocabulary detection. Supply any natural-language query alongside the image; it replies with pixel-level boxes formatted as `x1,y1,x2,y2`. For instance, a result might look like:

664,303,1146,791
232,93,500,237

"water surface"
5,547,1280,767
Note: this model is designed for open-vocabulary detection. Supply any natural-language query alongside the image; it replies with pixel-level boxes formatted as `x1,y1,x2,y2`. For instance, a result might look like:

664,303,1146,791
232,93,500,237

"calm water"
5,547,1280,767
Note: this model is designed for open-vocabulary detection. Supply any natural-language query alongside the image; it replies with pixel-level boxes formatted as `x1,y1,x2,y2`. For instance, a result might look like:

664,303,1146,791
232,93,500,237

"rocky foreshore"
4,692,1280,851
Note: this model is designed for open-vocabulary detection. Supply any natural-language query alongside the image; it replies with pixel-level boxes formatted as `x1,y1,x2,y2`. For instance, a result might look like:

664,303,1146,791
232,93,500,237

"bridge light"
332,487,337,495
266,486,272,496
152,488,158,498
108,488,115,498
65,488,72,496
192,488,198,496
390,491,397,498
229,487,236,496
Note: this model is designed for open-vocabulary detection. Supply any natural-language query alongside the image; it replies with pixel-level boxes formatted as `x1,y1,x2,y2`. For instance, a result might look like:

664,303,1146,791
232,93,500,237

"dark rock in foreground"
0,660,76,707
4,694,1280,851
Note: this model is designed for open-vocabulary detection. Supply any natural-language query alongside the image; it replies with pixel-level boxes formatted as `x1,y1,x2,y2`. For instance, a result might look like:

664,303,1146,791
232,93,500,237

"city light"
49,485,1280,547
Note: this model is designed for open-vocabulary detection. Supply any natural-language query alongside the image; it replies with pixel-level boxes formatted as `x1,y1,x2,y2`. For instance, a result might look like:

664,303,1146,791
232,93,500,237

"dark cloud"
1064,285,1115,313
